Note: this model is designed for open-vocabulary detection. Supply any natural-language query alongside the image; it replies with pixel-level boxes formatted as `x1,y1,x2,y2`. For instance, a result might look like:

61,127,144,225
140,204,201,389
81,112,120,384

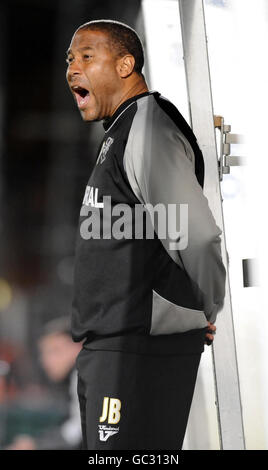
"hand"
205,322,216,346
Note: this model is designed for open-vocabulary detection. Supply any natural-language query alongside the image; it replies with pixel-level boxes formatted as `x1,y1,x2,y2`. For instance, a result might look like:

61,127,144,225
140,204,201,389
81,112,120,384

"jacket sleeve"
123,100,226,323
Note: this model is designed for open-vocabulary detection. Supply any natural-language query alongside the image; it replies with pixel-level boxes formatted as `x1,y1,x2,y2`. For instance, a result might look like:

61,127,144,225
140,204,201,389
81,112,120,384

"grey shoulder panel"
123,94,196,202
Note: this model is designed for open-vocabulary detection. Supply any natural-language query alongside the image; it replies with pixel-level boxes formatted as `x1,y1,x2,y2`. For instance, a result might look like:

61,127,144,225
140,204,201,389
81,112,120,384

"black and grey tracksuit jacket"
71,91,226,354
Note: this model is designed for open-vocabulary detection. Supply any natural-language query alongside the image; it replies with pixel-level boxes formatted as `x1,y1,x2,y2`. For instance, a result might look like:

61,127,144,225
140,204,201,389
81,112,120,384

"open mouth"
71,85,90,109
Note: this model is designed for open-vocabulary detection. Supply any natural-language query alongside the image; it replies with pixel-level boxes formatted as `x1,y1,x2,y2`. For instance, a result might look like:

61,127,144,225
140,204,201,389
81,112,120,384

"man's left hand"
205,322,216,346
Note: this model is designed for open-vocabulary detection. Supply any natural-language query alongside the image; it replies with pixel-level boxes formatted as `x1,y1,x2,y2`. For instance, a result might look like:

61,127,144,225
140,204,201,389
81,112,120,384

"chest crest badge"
96,137,114,165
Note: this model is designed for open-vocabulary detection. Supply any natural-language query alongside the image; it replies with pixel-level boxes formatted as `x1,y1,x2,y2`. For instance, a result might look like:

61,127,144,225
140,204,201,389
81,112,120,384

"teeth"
72,85,89,98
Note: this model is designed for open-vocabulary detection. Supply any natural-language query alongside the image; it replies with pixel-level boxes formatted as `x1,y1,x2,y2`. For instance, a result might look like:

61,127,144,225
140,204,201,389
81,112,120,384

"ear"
116,54,135,78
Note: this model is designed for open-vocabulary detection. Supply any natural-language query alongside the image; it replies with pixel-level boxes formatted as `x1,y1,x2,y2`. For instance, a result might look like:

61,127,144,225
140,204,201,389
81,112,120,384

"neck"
111,77,149,116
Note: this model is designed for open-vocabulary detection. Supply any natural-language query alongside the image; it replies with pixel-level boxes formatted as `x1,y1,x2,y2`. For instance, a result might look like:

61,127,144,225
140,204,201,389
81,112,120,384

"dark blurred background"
0,0,141,447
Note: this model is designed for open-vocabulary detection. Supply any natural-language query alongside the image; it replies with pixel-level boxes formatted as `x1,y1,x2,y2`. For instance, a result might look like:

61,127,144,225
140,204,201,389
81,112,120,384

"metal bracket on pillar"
214,115,247,181
179,0,245,449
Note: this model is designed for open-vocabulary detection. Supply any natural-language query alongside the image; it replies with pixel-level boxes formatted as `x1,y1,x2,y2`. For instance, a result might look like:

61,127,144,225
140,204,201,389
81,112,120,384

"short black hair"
76,19,144,74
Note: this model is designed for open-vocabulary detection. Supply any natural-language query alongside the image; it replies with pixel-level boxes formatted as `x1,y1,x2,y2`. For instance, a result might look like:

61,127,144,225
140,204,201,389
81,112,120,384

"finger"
206,333,214,341
207,329,216,336
207,322,216,332
207,326,216,335
205,334,215,345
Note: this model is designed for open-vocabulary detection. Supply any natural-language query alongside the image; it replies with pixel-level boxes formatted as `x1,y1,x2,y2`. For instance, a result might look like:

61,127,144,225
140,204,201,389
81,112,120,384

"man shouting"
66,19,226,450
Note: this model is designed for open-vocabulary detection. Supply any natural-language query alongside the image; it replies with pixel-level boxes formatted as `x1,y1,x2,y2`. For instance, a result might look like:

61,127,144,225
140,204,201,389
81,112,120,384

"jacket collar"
102,90,158,132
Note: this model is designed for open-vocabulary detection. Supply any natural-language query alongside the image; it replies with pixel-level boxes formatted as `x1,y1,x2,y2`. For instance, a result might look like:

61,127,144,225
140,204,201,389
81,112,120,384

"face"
66,28,123,121
38,333,79,382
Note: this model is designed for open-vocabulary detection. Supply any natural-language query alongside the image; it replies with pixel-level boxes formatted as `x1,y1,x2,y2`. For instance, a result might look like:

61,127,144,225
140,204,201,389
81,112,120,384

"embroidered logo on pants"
98,425,119,441
98,397,121,441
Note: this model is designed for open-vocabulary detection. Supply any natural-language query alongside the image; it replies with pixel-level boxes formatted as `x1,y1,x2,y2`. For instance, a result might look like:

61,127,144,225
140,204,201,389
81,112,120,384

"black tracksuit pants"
76,343,202,450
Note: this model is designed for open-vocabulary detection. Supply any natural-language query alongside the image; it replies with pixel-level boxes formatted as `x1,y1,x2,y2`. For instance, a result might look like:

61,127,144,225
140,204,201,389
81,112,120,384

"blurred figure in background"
6,316,82,450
